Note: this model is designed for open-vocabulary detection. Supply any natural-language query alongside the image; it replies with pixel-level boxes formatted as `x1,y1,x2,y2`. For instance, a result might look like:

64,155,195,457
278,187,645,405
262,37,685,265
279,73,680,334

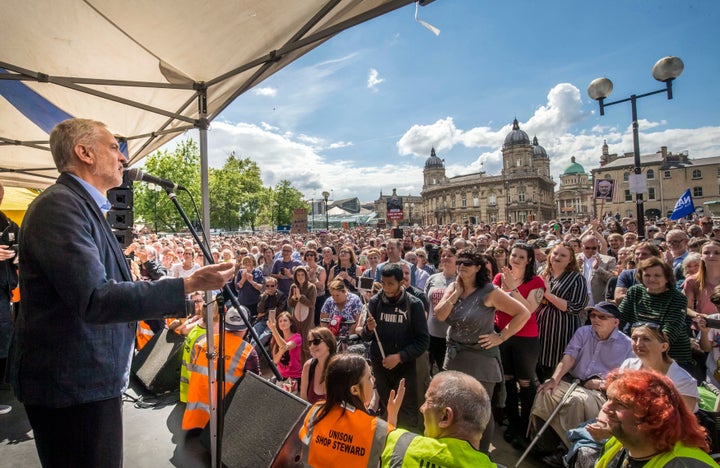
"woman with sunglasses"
299,354,405,468
683,240,720,315
434,247,530,453
619,257,693,374
300,327,337,404
493,243,545,447
621,322,698,411
490,246,509,268
535,241,589,382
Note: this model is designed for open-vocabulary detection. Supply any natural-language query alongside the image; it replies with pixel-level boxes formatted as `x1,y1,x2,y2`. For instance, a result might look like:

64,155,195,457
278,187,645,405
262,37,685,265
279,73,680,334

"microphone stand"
162,187,282,468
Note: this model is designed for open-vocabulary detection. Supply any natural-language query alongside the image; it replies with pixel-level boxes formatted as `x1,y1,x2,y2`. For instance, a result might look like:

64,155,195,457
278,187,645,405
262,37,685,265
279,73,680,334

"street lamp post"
322,191,330,230
587,56,684,239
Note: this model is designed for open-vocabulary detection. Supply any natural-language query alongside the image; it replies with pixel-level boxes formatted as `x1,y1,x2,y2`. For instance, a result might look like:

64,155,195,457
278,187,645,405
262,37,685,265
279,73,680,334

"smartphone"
358,276,374,292
269,309,276,322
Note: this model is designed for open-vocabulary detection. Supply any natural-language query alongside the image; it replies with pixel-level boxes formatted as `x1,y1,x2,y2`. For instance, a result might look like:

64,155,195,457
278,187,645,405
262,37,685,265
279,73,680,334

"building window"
664,170,671,179
473,196,479,207
648,187,656,200
519,190,526,202
516,160,522,167
488,194,496,206
717,167,720,177
694,186,703,197
451,197,456,208
461,196,467,208
624,189,632,202
623,172,630,182
646,169,654,180
692,169,702,179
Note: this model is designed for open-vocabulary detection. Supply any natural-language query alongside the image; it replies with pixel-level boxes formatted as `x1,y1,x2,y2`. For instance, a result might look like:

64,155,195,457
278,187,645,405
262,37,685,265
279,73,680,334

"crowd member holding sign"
299,354,405,468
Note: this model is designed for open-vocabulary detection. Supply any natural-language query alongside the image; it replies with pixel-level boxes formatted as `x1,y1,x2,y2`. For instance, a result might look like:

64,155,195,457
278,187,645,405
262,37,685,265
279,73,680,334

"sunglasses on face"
455,259,476,267
632,321,662,331
589,312,612,320
308,338,324,346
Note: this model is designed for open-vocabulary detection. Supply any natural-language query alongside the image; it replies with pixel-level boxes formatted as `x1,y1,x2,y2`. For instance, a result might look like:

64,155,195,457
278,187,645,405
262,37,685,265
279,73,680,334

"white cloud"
253,87,277,97
367,69,385,91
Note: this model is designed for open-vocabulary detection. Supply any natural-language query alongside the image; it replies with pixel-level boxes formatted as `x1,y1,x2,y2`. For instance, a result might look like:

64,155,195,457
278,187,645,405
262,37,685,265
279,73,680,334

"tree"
132,139,201,232
270,179,308,227
209,153,265,231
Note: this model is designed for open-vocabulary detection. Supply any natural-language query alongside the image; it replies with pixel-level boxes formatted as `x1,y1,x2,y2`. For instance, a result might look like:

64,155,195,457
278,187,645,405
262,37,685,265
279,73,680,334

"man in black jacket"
0,182,18,413
361,263,429,433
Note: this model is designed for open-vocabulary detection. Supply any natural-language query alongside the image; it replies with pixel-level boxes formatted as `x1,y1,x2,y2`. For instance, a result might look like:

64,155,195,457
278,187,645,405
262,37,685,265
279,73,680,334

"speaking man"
10,118,234,467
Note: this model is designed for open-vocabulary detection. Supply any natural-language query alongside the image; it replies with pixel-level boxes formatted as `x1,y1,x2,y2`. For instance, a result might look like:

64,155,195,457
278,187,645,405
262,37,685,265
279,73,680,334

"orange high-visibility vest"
135,321,155,351
299,403,390,468
182,332,253,430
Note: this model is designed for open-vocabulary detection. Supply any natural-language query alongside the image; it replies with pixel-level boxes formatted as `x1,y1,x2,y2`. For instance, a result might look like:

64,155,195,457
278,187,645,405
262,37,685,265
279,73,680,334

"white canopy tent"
0,0,425,189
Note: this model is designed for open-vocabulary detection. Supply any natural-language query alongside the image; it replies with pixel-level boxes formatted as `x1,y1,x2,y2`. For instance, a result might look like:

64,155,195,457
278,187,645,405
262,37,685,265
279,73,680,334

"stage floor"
0,380,542,468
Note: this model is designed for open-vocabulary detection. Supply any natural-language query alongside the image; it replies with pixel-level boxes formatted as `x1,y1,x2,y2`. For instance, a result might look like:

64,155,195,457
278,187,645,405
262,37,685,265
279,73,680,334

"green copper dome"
563,156,585,175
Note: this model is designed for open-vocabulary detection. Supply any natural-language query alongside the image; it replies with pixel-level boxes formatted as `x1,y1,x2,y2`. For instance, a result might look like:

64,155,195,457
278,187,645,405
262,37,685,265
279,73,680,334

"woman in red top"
493,243,545,448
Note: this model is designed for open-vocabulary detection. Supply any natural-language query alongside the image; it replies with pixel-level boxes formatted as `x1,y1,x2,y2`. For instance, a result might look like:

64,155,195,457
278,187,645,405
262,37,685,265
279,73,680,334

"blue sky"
181,0,720,203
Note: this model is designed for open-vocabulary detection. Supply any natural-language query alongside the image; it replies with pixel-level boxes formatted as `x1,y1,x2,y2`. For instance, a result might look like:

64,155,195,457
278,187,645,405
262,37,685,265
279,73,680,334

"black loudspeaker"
206,372,310,468
108,170,134,248
131,328,185,394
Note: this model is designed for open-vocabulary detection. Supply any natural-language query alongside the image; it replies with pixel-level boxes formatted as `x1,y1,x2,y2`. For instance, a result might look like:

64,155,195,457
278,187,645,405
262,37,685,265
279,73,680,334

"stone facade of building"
419,119,556,225
555,156,594,222
590,142,720,220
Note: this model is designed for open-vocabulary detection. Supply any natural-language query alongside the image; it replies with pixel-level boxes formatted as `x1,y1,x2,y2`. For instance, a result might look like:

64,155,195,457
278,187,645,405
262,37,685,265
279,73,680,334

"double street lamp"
587,56,684,239
322,190,330,230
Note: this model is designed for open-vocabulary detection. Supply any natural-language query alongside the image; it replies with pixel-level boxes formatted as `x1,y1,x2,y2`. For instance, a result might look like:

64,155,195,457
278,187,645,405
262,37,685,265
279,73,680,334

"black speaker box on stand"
131,328,185,394
201,372,310,468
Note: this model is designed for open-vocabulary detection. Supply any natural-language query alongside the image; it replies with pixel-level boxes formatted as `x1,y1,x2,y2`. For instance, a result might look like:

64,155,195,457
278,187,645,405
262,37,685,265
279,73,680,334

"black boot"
511,384,537,450
503,379,520,442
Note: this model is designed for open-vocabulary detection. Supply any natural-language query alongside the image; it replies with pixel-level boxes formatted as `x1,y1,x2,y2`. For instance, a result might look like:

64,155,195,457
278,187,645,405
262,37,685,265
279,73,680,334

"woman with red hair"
590,369,714,467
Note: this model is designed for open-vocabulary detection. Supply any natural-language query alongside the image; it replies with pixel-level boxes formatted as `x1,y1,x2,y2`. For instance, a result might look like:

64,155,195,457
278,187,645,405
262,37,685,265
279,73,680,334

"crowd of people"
2,118,720,467
112,213,720,466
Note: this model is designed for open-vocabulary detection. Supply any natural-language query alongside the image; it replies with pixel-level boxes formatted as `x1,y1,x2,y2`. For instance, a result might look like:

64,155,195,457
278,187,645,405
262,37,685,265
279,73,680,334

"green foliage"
132,139,200,232
132,139,306,232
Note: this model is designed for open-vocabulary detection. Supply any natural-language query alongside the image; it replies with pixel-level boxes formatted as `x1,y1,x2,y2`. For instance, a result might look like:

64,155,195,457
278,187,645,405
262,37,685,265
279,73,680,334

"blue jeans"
252,318,271,347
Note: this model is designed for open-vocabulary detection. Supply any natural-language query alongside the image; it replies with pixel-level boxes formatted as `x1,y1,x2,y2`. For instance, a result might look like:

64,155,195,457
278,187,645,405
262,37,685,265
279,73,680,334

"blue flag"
669,188,695,220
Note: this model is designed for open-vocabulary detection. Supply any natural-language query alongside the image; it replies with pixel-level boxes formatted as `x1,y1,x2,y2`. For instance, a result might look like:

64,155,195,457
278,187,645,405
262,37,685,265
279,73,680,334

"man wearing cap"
182,305,260,430
529,302,633,462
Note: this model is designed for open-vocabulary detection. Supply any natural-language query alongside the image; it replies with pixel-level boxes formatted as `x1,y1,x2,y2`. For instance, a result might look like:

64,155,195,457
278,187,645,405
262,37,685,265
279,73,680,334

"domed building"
555,156,593,222
420,119,556,225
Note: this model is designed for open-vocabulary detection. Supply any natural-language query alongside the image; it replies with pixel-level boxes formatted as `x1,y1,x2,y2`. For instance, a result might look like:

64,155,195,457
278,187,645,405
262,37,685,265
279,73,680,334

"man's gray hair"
430,371,490,434
49,118,107,172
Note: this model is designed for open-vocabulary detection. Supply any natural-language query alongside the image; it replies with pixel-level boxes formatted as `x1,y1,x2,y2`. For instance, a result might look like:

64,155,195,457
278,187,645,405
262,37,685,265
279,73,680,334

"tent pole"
196,86,221,468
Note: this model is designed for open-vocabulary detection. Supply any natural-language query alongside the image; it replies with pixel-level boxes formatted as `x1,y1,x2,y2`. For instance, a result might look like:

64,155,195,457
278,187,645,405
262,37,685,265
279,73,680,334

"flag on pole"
669,188,695,220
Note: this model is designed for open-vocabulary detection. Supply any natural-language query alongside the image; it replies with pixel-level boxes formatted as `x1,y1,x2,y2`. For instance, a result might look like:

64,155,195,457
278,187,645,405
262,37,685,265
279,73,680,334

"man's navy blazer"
11,173,186,407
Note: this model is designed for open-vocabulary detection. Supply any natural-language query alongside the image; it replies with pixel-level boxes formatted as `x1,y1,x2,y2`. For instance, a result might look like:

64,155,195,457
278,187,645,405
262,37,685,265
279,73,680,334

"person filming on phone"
9,118,235,467
254,278,287,346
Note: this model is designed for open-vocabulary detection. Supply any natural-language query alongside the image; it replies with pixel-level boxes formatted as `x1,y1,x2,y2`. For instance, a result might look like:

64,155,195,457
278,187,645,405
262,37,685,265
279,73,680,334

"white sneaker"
0,404,11,415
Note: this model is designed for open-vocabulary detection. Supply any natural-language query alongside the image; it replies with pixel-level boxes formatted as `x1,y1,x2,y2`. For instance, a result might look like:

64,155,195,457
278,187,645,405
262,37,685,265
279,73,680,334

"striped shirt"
618,284,692,364
536,271,588,368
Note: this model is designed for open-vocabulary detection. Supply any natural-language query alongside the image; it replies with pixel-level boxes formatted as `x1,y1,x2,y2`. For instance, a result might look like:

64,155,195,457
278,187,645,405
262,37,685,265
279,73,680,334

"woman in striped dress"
535,241,589,382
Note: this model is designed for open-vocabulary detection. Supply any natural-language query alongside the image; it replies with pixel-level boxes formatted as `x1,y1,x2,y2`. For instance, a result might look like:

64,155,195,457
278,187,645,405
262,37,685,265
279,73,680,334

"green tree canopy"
209,153,266,231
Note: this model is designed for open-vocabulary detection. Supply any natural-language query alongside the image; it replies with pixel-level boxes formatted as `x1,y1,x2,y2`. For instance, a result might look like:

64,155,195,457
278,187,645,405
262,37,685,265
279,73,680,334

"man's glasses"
667,240,685,245
589,312,612,320
266,284,277,288
308,338,323,346
455,259,476,267
584,246,598,251
494,250,506,256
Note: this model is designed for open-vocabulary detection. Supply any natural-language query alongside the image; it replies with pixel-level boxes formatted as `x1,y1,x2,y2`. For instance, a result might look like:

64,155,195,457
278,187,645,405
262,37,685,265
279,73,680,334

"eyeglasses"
455,260,476,267
589,312,612,320
266,284,277,288
340,250,350,254
667,240,685,245
494,250,506,256
584,246,598,251
308,338,324,346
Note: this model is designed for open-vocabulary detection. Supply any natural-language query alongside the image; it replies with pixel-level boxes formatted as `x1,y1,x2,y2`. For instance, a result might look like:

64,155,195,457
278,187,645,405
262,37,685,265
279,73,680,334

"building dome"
563,156,586,175
424,147,444,169
532,136,548,159
503,118,530,148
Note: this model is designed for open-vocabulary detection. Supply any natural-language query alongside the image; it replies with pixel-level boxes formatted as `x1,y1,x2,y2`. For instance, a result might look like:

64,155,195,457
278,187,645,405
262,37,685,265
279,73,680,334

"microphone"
124,168,186,191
